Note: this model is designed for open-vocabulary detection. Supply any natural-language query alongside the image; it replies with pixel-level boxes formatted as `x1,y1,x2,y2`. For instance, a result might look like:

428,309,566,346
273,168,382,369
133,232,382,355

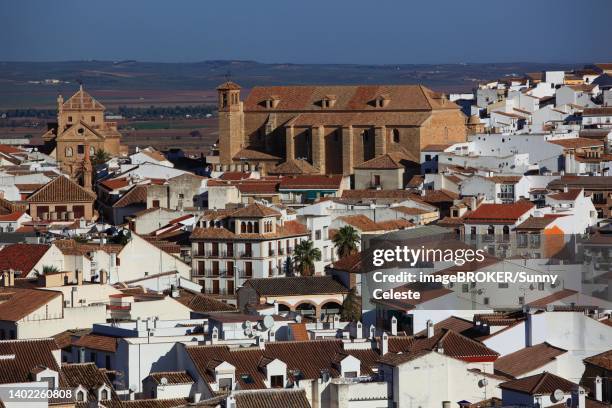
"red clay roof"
219,171,252,181
279,175,343,190
499,372,577,395
112,185,148,208
547,189,582,201
268,159,319,175
244,276,349,296
464,201,534,224
289,323,309,341
494,343,567,378
100,177,130,190
231,203,281,218
330,252,362,273
72,333,119,353
0,211,26,222
0,288,62,321
234,389,311,408
354,153,409,170
0,243,50,275
527,289,578,307
26,176,96,203
148,371,194,385
584,349,612,370
0,338,61,384
548,138,604,149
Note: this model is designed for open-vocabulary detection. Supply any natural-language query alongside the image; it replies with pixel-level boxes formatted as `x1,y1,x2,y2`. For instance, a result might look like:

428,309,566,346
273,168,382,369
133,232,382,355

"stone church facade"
42,86,126,182
215,81,468,175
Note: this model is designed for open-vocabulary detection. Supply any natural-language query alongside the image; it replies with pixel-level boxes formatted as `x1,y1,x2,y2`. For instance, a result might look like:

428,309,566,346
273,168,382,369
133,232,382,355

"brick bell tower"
217,81,244,165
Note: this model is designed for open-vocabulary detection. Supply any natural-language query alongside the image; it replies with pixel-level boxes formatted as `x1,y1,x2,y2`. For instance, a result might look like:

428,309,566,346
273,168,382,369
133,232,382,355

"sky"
2,0,612,64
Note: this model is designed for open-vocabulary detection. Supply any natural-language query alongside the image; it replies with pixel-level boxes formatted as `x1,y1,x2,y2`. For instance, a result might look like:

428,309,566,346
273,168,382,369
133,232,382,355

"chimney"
355,321,363,339
100,269,108,285
390,316,397,336
76,269,83,286
525,310,534,347
426,319,435,338
369,324,376,340
594,376,603,402
563,185,568,193
380,333,388,355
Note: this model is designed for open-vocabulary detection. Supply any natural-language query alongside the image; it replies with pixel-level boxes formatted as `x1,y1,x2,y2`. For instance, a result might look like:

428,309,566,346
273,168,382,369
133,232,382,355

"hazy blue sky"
2,0,611,64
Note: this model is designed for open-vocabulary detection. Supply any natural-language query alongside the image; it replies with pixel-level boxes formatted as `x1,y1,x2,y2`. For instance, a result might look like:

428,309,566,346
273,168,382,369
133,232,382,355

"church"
42,85,126,188
214,81,469,176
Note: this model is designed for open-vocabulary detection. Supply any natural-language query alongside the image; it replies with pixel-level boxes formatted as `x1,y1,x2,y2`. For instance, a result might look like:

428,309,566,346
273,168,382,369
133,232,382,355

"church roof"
244,84,458,112
62,86,105,111
217,81,241,90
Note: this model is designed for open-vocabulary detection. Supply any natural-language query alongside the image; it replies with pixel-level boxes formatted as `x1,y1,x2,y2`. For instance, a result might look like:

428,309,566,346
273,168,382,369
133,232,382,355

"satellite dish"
160,377,168,385
551,389,564,403
295,314,302,323
262,315,274,330
243,320,252,329
478,379,488,388
244,326,253,337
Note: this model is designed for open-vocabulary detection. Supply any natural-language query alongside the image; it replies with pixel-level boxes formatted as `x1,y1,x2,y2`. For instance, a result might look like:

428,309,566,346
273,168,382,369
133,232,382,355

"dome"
468,115,481,125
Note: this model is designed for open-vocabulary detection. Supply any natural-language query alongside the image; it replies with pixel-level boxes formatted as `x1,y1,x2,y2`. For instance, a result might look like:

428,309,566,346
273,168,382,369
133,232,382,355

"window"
105,355,111,369
77,145,84,154
240,374,254,384
344,371,358,379
499,282,509,289
315,230,322,240
100,389,109,401
90,146,95,155
483,297,490,305
270,375,284,388
73,205,85,219
219,378,232,391
68,116,73,123
65,147,73,157
76,391,85,402
538,282,545,291
518,296,525,305
40,376,55,389
392,129,400,143
91,352,97,362
152,200,160,208
91,116,96,122
373,175,381,187
462,284,469,293
425,154,431,161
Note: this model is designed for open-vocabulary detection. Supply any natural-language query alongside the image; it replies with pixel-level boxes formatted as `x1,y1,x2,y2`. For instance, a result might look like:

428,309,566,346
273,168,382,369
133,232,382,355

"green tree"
292,240,321,277
332,225,360,259
340,288,362,322
92,149,111,166
35,265,60,277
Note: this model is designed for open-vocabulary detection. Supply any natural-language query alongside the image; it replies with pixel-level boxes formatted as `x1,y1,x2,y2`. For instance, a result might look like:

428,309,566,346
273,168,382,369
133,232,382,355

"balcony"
279,248,285,255
239,252,253,259
205,251,227,258
269,250,276,257
238,271,253,279
107,302,131,311
287,247,294,255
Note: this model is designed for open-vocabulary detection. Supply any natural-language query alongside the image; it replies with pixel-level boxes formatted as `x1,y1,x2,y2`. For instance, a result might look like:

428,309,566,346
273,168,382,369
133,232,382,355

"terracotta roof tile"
354,153,409,170
268,159,319,175
288,323,309,341
100,178,130,190
330,252,362,273
219,172,252,181
337,214,380,232
233,389,311,408
61,362,119,401
171,289,235,313
244,276,348,296
547,188,582,201
147,371,194,385
548,138,604,149
279,175,343,190
0,338,61,384
0,288,62,321
231,203,281,218
0,211,26,222
26,176,96,203
233,148,280,161
112,185,148,208
499,372,577,395
494,343,567,378
464,201,534,224
584,349,612,370
527,289,578,307
0,243,51,275
72,334,119,353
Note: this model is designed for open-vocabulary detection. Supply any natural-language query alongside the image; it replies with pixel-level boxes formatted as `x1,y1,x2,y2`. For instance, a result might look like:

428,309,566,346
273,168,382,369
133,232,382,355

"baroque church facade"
42,86,126,187
214,81,469,175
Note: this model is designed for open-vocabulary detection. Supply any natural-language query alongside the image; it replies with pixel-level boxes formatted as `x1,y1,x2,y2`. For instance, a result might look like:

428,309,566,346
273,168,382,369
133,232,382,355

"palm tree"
292,240,321,277
92,149,111,166
332,225,360,259
34,265,60,277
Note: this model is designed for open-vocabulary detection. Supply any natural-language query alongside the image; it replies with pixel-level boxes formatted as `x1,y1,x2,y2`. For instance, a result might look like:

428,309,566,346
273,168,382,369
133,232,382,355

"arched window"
101,389,109,401
503,225,510,235
247,222,253,233
254,222,259,233
65,147,73,157
90,146,95,156
392,129,400,143
76,391,85,402
487,225,495,235
241,222,246,233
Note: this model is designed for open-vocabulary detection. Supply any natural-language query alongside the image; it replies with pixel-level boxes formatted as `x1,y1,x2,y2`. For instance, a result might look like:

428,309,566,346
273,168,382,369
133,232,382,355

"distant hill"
0,60,583,109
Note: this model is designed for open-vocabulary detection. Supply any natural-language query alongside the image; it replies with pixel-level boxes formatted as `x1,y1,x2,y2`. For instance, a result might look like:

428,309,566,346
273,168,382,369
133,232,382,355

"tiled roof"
0,243,50,275
0,211,26,222
0,338,61,384
547,188,582,201
62,87,105,110
422,189,459,203
330,252,362,273
112,185,148,208
527,289,578,307
148,371,194,385
231,203,281,218
548,176,612,190
268,159,319,175
515,216,557,231
0,145,25,154
217,81,241,90
548,138,604,149
26,176,96,203
0,288,62,322
381,328,499,366
583,107,612,116
244,84,458,112
244,276,348,296
187,339,378,389
72,334,119,353
61,362,118,402
219,172,252,181
100,178,130,190
190,220,308,240
406,175,424,188
288,323,309,341
584,349,612,370
499,372,577,395
341,189,419,201
233,148,280,161
279,175,343,190
422,144,452,152
375,219,414,230
391,206,430,215
337,214,380,232
464,201,534,224
487,175,523,184
233,389,311,408
494,343,567,378
172,289,235,313
354,153,409,170
117,398,190,408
